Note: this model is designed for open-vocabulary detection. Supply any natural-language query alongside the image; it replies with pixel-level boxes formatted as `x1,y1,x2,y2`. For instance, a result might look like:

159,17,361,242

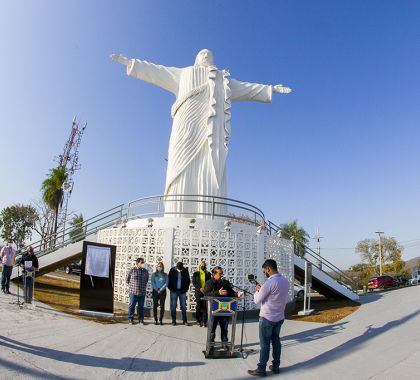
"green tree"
355,236,404,275
41,166,67,238
278,219,309,257
0,204,38,249
69,214,85,243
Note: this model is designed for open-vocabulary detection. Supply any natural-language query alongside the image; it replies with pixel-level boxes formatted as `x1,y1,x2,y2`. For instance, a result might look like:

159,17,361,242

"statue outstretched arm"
230,78,273,103
230,78,292,103
110,53,130,66
273,84,292,94
110,53,181,94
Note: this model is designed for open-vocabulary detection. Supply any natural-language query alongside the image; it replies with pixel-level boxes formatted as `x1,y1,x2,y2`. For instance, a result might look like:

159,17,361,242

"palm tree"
279,219,309,257
69,213,85,243
41,166,67,240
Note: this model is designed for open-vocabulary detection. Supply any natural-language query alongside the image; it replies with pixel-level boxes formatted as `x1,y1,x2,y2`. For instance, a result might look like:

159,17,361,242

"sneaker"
247,369,267,377
269,365,280,374
129,319,135,325
140,320,146,325
172,321,177,326
182,320,188,325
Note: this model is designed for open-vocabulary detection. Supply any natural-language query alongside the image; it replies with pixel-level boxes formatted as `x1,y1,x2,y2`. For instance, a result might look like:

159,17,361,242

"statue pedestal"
97,215,294,314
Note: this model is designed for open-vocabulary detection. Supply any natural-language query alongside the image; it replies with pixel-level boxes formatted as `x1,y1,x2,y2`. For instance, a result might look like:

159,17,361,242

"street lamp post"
375,231,384,276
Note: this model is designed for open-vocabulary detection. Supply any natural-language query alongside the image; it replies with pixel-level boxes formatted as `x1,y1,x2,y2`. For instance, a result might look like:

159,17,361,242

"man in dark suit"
204,266,241,346
168,262,191,325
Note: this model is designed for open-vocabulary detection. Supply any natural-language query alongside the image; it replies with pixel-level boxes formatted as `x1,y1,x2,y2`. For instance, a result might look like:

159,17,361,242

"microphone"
247,274,260,286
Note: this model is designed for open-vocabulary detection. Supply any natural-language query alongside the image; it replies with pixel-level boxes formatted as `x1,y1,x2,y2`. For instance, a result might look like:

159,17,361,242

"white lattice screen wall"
97,221,294,313
265,236,294,302
97,227,165,308
172,228,259,312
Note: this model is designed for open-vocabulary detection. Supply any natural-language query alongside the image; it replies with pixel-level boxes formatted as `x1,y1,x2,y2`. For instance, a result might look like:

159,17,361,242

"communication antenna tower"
58,116,87,233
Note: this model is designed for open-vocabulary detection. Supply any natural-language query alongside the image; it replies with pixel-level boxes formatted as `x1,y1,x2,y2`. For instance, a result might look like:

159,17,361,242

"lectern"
203,296,240,358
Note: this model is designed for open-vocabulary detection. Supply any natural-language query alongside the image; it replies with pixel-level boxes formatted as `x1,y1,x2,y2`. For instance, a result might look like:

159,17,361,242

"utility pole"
314,228,323,270
375,231,384,276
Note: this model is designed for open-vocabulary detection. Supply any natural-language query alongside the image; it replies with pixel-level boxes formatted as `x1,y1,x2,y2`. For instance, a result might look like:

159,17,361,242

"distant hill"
405,257,420,271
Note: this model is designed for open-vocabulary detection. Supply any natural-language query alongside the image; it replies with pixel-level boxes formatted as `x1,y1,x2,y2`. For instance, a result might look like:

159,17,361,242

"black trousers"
152,289,166,321
195,295,208,324
210,316,229,342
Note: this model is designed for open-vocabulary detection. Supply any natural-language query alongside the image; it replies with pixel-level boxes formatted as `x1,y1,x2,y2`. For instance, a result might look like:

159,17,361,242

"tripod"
9,264,24,308
232,284,254,359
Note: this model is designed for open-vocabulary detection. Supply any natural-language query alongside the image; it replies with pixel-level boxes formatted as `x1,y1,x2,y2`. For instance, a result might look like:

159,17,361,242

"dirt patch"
287,298,360,323
15,276,126,324
19,276,360,325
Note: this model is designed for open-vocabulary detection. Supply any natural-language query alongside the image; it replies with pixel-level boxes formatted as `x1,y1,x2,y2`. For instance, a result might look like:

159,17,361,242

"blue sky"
1,1,419,269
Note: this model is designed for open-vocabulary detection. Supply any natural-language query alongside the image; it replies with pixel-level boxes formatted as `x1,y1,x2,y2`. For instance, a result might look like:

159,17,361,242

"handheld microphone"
247,274,260,286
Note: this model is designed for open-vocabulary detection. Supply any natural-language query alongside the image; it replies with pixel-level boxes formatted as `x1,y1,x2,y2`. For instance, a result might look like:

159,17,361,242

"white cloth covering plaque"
85,245,110,278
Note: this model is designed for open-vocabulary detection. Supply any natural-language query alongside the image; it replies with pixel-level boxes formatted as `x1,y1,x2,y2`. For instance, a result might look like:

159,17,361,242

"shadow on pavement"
282,321,349,346
0,357,71,379
356,291,382,304
280,308,420,373
0,335,205,372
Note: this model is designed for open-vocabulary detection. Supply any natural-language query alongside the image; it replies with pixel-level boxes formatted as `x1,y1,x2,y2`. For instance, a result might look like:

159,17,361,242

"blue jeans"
257,317,284,372
128,293,146,321
170,290,187,321
210,316,229,342
1,265,13,290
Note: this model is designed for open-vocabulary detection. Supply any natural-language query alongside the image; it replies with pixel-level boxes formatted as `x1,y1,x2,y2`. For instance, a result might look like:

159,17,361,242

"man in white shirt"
248,259,289,377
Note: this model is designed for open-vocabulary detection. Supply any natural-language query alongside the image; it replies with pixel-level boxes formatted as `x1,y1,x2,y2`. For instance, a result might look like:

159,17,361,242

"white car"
294,284,305,301
409,278,418,285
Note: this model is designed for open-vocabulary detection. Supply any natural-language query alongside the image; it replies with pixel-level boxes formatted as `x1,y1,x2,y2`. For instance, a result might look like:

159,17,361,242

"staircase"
11,197,359,301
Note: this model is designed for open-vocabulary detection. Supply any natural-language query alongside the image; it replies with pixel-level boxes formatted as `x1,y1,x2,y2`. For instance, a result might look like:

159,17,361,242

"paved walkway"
0,284,419,379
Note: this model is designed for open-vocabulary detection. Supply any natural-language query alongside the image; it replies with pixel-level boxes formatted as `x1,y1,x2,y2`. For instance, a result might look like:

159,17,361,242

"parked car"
394,275,410,287
409,278,418,286
367,275,397,291
294,284,305,301
65,260,82,275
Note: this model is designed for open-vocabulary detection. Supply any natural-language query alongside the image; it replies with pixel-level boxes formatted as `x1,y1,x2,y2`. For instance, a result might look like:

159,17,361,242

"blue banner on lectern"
211,297,237,315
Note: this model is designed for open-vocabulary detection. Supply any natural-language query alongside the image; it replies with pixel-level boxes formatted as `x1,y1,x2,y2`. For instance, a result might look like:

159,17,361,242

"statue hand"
110,53,130,66
273,84,292,94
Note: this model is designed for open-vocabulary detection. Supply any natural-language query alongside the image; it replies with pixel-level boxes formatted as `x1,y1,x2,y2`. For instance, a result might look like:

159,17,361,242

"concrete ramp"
294,254,358,301
11,233,97,279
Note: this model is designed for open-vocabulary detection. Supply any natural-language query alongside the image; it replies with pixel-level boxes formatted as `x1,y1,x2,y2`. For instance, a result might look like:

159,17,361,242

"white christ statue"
111,49,291,218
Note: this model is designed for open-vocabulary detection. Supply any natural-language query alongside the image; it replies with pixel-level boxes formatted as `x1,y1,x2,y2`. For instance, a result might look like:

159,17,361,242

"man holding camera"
248,259,289,377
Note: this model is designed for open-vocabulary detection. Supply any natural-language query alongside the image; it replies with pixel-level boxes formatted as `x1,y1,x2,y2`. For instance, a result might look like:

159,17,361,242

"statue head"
195,49,214,67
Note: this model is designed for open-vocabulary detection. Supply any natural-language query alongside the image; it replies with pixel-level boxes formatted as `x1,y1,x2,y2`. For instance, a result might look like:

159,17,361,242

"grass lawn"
287,298,360,323
17,275,125,324
17,275,360,324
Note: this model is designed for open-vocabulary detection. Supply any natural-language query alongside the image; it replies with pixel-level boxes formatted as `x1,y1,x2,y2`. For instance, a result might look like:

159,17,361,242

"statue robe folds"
127,59,273,218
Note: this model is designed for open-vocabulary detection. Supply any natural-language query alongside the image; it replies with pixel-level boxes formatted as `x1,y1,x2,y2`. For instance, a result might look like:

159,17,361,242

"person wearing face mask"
1,240,16,294
126,257,149,325
248,259,288,377
204,266,241,349
192,260,211,327
151,262,169,325
168,262,191,326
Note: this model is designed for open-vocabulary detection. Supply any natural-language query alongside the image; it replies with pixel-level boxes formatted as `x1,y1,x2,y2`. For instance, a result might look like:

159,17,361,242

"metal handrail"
127,194,266,226
265,219,357,291
14,194,357,292
15,204,125,263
